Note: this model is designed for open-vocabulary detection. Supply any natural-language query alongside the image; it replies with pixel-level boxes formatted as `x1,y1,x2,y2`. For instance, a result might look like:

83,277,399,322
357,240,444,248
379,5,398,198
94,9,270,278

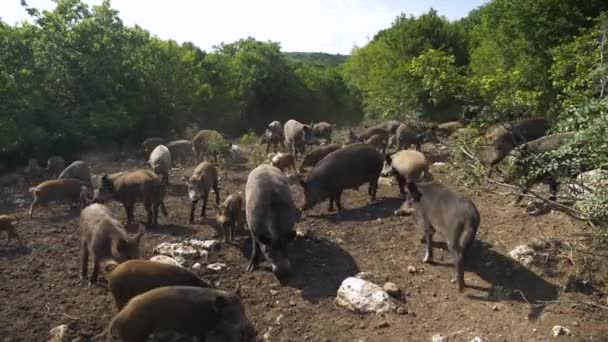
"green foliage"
285,52,348,67
239,131,260,145
576,189,608,239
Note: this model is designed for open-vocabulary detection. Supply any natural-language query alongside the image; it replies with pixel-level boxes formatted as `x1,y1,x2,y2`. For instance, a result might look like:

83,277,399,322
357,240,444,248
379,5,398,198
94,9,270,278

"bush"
239,131,261,145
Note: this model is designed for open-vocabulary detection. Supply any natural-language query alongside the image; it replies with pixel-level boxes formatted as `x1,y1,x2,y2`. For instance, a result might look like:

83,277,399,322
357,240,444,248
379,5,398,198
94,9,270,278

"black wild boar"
94,170,167,226
395,124,426,151
283,119,313,160
108,259,210,309
312,121,333,143
245,165,297,279
183,161,220,223
365,133,388,154
299,144,342,172
213,191,246,242
0,215,22,245
28,178,91,218
300,143,383,212
407,181,480,291
100,286,256,342
142,137,165,159
80,203,143,286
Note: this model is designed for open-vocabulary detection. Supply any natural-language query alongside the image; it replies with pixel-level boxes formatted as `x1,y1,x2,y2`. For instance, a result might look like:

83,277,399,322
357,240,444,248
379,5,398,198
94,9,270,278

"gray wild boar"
300,143,384,212
265,120,285,153
46,155,66,178
80,203,143,286
191,129,227,163
0,215,22,245
183,161,220,223
299,144,341,172
100,285,256,342
395,124,426,151
365,133,388,154
213,191,246,242
486,117,549,175
166,139,194,166
94,170,167,226
271,153,297,174
245,164,298,279
108,259,210,309
434,121,464,137
142,137,165,159
148,144,171,186
508,131,577,205
58,160,92,185
348,127,389,144
0,172,25,193
28,178,91,218
407,181,480,291
312,121,333,143
382,150,432,199
283,119,313,160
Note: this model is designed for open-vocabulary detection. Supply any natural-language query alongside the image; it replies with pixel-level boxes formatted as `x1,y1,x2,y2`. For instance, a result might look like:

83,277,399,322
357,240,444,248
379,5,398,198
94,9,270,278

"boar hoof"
87,281,95,288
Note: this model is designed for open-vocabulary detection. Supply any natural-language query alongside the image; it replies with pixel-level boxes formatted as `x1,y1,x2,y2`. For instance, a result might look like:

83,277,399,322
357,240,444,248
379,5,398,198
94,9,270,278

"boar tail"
459,222,478,259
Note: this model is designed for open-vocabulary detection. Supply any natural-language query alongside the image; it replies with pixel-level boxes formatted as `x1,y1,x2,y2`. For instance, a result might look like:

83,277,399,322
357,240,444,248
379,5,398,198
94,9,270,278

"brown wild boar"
28,178,91,218
94,170,167,226
407,181,480,291
0,215,22,245
271,153,297,174
300,143,383,212
382,150,432,199
108,259,210,310
99,285,256,342
312,121,333,143
365,133,388,154
80,203,143,286
246,165,297,279
213,191,246,242
46,155,66,178
183,161,220,223
191,129,227,163
348,127,389,144
142,137,165,159
166,139,194,166
283,119,313,160
148,144,171,186
265,120,285,153
299,144,341,172
58,160,92,185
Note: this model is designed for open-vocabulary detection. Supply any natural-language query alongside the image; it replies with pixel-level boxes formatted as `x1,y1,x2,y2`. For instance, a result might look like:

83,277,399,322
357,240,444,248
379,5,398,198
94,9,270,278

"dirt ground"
1,140,607,342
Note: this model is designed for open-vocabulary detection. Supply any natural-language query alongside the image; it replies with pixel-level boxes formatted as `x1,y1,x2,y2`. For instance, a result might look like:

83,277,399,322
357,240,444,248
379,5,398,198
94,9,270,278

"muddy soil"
1,142,607,342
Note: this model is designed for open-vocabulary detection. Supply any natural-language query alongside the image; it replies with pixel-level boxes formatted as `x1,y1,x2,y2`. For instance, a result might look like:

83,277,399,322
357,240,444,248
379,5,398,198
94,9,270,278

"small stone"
407,265,417,274
289,300,297,307
149,255,184,267
396,307,407,315
49,325,72,342
192,262,202,269
383,282,400,297
188,239,219,250
335,277,398,314
206,262,227,271
572,322,579,327
262,327,273,341
431,334,448,342
552,325,571,337
376,321,389,328
270,289,279,296
491,305,499,311
533,328,537,332
274,314,284,325
470,337,485,342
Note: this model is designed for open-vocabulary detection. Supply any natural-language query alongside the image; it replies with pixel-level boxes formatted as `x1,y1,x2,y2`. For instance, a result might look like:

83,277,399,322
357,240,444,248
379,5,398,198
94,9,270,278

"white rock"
432,162,446,167
153,242,202,260
192,262,202,269
188,239,219,250
48,324,71,342
378,177,395,186
431,334,448,342
335,277,398,314
172,245,200,260
552,325,571,337
153,242,177,256
569,169,608,195
149,255,184,267
207,262,227,271
470,337,485,342
508,244,536,267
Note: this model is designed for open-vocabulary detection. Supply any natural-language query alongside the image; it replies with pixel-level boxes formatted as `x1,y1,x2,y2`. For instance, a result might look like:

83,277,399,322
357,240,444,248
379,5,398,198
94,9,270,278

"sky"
1,0,487,54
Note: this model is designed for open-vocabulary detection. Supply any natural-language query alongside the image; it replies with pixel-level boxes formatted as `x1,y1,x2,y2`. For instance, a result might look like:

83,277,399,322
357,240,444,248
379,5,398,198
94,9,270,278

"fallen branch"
45,304,82,321
535,299,608,311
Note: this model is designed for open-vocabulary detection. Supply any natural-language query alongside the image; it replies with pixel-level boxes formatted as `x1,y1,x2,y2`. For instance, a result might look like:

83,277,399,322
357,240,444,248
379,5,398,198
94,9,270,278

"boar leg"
548,178,558,201
335,191,344,212
189,200,198,223
213,184,220,206
201,191,209,218
89,256,101,286
123,202,135,225
418,217,434,263
396,175,407,198
28,198,38,219
80,241,89,280
448,241,465,292
369,178,379,201
247,233,261,272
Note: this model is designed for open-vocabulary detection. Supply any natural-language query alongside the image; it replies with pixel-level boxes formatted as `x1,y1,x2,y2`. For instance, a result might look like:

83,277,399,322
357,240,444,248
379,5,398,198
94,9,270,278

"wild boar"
271,153,297,174
166,139,194,166
487,117,549,175
0,215,22,245
245,164,298,279
213,191,246,242
395,124,426,151
142,137,165,159
312,121,333,143
407,181,480,291
192,129,227,163
348,127,389,144
108,260,210,309
24,158,45,181
300,143,383,212
28,178,91,218
94,170,167,226
365,133,388,154
46,155,66,178
148,144,171,186
100,285,256,342
508,131,577,205
382,150,432,199
0,172,25,193
80,203,143,286
265,120,285,153
434,121,464,137
283,119,313,160
299,144,341,172
183,161,220,224
58,160,92,184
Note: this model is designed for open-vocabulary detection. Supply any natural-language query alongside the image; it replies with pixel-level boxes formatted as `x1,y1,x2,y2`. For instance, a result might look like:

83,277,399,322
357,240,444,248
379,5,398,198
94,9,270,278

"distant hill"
285,52,349,67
